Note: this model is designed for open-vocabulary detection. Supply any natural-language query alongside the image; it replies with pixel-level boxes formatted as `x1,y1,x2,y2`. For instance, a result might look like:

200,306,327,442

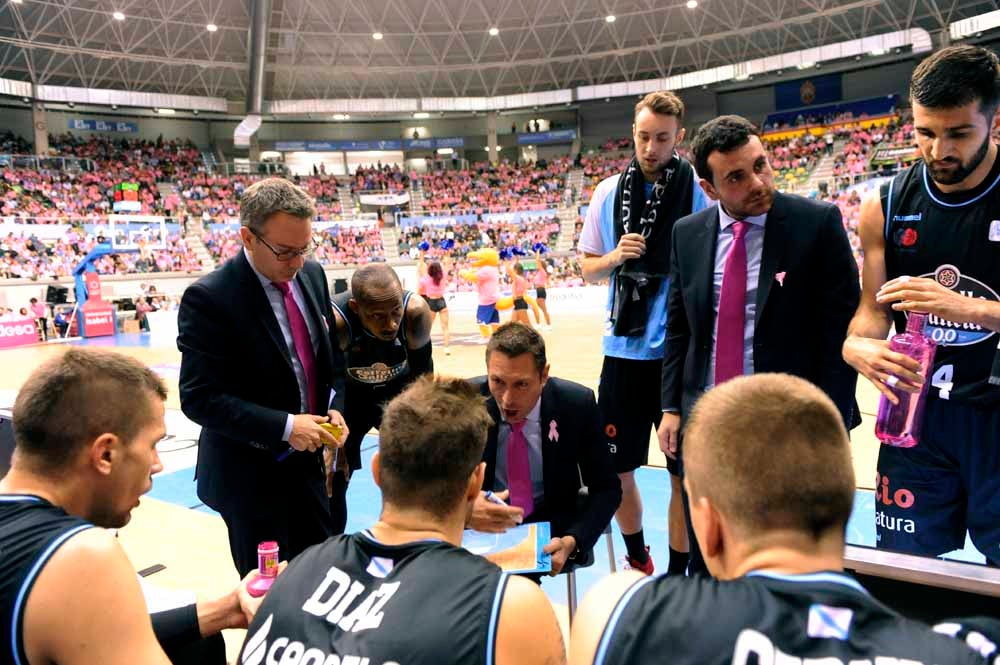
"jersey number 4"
931,364,954,400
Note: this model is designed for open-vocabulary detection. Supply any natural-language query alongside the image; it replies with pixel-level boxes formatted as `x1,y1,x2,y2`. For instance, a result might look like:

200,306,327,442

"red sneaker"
622,546,655,575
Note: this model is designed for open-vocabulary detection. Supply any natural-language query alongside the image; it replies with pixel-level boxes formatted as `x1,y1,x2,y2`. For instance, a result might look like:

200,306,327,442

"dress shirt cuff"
282,414,294,442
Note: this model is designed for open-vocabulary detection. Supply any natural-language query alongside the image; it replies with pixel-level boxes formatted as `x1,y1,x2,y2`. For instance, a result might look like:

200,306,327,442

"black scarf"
610,154,695,336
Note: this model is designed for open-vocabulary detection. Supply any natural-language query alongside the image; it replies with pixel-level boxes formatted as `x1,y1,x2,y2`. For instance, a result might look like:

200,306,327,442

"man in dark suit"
658,115,860,575
178,178,348,576
468,322,621,575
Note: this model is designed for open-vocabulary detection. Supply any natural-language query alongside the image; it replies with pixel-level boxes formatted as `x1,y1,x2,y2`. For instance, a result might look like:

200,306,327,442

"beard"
926,135,991,185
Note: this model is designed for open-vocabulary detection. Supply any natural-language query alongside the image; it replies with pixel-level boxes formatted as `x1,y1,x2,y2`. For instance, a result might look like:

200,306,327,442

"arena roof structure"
2,0,999,106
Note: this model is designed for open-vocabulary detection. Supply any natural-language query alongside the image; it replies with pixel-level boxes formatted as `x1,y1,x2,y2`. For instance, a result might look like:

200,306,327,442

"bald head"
684,373,854,542
351,264,403,305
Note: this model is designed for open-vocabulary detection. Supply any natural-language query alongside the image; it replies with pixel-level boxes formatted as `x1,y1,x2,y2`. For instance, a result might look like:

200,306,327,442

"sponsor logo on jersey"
875,473,916,536
892,212,923,222
916,265,999,347
241,615,376,665
807,604,853,640
732,628,934,665
347,360,409,384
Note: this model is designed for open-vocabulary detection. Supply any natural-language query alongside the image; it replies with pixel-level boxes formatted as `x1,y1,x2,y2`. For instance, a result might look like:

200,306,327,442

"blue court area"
147,432,986,607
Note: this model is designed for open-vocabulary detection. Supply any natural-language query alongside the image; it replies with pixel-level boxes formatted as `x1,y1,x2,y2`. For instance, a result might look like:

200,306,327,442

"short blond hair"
684,373,854,540
634,91,685,124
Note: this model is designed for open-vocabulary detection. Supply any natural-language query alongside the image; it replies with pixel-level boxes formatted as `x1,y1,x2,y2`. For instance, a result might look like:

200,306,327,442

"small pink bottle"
875,312,937,448
246,541,279,598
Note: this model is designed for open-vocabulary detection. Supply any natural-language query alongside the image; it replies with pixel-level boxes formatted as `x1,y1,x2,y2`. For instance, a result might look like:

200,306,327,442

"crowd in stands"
175,173,343,222
417,159,571,213
202,224,383,266
0,130,31,154
351,164,409,193
0,229,201,280
398,216,560,260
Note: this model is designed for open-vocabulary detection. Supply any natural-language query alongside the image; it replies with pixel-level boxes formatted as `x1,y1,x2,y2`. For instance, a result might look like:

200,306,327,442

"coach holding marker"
178,177,348,576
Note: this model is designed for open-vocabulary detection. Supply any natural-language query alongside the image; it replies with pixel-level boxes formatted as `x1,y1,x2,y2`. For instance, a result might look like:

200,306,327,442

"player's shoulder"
590,174,622,209
544,376,595,403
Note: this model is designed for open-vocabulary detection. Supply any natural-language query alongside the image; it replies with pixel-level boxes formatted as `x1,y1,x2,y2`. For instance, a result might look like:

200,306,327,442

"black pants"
329,392,388,534
221,489,333,576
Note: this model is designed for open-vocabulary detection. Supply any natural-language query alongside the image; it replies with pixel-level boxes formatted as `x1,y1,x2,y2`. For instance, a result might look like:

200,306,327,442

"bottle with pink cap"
247,541,280,597
875,312,937,448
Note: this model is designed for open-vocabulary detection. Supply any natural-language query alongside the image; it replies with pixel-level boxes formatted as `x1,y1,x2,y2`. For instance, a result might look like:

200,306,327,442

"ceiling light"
797,61,815,70
686,0,698,8
372,32,383,40
206,23,218,32
413,112,429,119
111,103,118,110
605,15,616,23
21,96,30,103
67,102,75,108
489,27,499,36
155,108,175,115
333,113,350,120
436,148,454,155
112,11,125,20
870,47,886,56
192,109,199,115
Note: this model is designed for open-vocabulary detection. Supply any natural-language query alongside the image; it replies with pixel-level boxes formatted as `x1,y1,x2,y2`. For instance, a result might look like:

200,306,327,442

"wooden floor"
0,307,884,661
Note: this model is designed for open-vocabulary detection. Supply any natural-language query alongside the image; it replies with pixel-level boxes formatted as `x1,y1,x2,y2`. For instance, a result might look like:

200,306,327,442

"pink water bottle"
875,312,937,448
246,541,279,597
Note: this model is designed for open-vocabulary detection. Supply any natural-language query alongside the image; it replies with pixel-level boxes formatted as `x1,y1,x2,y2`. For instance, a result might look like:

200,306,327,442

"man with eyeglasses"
178,178,349,575
328,263,434,533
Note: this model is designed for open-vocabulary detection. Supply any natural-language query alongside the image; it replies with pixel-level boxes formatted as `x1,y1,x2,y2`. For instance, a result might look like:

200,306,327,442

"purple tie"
715,221,749,386
273,281,317,413
506,421,535,517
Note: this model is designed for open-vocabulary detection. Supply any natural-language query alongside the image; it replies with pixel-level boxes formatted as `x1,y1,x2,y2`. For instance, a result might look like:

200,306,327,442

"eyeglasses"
250,230,318,262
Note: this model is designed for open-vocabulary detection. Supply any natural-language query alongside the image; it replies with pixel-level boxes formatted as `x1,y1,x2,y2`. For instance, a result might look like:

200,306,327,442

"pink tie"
273,281,317,413
507,421,535,517
715,221,748,386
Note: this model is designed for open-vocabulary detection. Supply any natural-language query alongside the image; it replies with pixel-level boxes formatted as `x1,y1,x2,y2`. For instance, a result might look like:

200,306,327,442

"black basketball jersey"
331,290,428,397
0,495,94,664
881,156,1000,406
238,530,510,665
595,571,988,665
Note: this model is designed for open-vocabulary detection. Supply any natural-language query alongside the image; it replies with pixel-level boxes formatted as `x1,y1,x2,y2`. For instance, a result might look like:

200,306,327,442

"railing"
0,154,97,172
219,161,289,176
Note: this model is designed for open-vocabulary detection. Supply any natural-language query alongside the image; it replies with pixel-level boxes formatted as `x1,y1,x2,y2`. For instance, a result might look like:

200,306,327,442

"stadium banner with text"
870,145,920,166
274,139,403,152
0,317,39,349
481,209,557,224
402,137,465,150
516,129,577,145
68,118,139,133
398,213,478,228
775,74,842,110
358,192,410,206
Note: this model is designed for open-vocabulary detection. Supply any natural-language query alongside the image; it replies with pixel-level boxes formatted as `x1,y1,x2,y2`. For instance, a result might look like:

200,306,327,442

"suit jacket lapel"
693,209,720,343
539,385,557,497
483,396,501,491
755,194,786,317
237,251,293,370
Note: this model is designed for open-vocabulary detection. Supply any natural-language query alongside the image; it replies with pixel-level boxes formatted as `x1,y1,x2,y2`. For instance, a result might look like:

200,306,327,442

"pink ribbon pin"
775,271,787,287
548,420,559,442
